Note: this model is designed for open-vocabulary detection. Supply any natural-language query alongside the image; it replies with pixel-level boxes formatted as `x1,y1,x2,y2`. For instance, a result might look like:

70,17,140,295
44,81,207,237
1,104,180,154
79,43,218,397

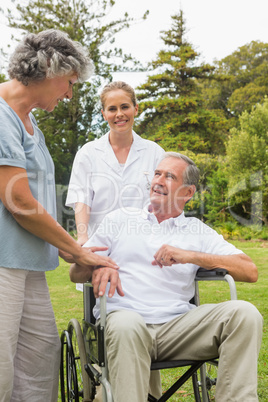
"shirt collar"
142,205,187,227
95,130,147,151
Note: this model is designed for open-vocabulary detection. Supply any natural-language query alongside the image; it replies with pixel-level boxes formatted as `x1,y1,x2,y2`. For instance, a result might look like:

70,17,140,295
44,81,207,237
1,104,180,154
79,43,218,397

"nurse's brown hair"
100,81,137,109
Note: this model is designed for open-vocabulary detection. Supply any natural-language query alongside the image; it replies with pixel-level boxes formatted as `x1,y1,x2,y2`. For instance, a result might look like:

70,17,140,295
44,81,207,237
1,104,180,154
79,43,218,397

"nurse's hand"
92,267,124,299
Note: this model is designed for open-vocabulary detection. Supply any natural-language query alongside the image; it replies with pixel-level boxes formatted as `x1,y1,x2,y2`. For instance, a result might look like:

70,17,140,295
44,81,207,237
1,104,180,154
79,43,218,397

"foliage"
225,98,268,226
33,82,99,184
201,41,268,120
135,11,229,155
203,163,229,225
182,152,220,220
0,73,6,83
215,222,268,241
6,0,148,183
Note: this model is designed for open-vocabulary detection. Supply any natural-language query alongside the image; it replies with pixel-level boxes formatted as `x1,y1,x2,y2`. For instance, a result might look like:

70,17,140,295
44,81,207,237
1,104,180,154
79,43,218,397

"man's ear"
185,185,196,203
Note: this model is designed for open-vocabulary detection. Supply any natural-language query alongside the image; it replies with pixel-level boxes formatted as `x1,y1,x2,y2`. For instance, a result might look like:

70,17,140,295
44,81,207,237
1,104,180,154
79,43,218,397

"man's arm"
69,262,94,284
153,245,258,282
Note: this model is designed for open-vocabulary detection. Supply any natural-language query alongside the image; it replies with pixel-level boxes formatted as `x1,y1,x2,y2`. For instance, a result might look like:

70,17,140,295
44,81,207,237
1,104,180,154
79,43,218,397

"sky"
1,0,268,87
110,0,268,86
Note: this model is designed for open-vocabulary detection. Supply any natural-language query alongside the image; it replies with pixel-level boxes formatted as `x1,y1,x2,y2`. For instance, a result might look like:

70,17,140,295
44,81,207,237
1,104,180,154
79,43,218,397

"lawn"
46,240,268,401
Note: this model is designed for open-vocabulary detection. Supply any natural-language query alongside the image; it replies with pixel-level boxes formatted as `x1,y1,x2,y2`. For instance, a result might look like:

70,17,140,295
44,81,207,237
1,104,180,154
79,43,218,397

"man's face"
150,157,195,220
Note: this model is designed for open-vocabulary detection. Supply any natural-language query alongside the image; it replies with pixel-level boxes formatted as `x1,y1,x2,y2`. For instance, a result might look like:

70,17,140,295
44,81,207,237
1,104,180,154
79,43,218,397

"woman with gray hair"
0,29,118,401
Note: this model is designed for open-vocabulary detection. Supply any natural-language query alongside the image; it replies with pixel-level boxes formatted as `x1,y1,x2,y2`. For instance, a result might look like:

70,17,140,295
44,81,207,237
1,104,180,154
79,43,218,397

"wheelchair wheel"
192,371,202,402
192,361,218,401
60,318,92,401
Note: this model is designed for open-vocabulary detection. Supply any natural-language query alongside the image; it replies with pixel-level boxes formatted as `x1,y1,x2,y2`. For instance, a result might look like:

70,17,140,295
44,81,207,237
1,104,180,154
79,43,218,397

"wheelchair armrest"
196,267,228,278
195,267,237,301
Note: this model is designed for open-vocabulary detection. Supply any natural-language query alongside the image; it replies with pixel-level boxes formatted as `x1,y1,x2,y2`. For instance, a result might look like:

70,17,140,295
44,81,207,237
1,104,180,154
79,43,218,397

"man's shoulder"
181,216,215,234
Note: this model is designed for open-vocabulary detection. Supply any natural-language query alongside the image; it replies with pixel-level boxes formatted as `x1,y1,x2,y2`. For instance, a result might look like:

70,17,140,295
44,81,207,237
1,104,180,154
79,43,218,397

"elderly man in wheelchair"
69,152,263,402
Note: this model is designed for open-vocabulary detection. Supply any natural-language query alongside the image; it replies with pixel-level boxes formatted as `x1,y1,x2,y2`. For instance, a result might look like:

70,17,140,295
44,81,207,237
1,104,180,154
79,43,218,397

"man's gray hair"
162,152,200,188
8,29,94,85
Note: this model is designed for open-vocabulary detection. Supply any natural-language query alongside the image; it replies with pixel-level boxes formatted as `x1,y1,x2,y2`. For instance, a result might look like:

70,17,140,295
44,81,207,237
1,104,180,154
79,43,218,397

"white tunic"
66,131,164,236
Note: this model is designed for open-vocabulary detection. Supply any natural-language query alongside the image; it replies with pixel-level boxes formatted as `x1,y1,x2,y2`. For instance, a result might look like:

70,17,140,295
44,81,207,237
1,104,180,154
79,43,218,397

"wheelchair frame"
60,268,237,402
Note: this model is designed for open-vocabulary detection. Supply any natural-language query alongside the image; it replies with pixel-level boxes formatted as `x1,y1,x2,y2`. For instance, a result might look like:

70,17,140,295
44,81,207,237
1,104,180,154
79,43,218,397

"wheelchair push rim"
60,318,92,401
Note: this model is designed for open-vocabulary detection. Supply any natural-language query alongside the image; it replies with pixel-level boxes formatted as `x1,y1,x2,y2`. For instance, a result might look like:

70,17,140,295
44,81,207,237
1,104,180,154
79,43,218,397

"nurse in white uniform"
66,80,164,400
66,81,164,248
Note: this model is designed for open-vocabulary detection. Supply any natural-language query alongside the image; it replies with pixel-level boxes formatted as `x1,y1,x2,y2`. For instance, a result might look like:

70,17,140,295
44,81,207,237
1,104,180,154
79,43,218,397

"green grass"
46,240,268,401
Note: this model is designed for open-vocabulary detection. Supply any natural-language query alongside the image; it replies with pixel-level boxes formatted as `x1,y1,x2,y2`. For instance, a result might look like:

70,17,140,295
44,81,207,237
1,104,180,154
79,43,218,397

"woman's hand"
59,249,75,263
60,246,119,271
59,246,111,264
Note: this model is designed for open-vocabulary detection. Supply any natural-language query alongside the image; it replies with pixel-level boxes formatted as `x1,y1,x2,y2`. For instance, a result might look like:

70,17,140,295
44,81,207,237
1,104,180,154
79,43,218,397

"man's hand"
92,267,124,299
152,245,189,267
152,245,258,283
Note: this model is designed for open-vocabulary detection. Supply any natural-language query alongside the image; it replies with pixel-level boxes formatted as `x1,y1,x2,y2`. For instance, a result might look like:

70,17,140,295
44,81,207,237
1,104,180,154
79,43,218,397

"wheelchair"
60,267,237,402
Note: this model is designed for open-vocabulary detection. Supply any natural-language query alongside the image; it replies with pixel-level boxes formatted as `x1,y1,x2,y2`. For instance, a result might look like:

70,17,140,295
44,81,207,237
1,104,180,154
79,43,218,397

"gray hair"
100,81,137,109
8,29,94,85
162,152,200,188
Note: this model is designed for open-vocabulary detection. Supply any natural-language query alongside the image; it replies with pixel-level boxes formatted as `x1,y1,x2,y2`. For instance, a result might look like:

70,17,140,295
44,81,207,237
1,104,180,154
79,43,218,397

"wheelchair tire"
60,319,92,401
60,329,78,401
192,362,218,401
192,371,202,402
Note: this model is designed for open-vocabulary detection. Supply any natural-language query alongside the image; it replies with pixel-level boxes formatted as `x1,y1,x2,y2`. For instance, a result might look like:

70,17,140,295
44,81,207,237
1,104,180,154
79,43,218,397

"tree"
201,41,268,120
0,73,6,83
225,98,268,226
6,0,148,183
183,152,225,222
203,166,229,225
135,10,228,155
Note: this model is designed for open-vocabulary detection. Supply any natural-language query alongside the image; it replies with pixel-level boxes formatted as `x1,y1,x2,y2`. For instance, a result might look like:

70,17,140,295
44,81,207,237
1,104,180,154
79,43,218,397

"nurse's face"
101,89,138,136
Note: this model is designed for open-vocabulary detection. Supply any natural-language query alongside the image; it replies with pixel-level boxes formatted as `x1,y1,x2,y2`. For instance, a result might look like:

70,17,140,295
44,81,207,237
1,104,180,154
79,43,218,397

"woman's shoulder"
0,97,20,123
0,98,26,145
80,133,108,152
73,134,109,167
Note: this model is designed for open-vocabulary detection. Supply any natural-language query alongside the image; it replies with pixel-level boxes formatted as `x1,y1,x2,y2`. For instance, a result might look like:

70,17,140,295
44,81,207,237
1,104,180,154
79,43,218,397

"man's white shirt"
85,207,243,324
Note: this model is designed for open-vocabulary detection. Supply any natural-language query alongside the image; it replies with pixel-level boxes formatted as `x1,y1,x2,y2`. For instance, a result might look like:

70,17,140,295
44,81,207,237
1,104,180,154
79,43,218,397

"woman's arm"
0,166,118,269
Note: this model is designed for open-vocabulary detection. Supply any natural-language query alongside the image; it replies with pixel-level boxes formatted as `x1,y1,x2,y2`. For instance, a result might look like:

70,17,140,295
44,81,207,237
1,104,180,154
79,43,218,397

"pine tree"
135,11,228,155
6,0,148,183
